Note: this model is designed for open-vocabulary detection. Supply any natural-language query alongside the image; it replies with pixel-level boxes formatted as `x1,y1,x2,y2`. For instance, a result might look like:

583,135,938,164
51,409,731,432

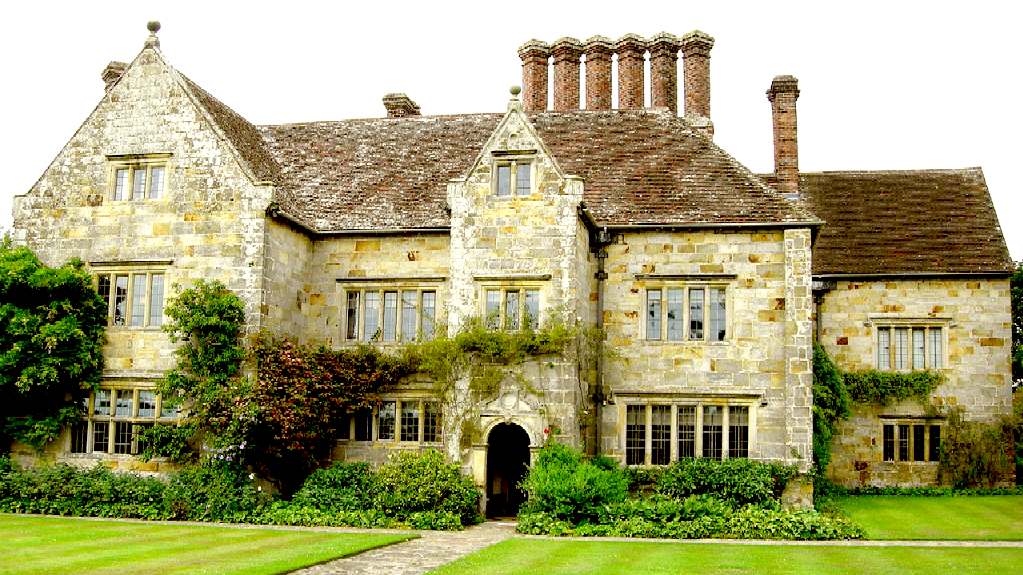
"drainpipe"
593,232,610,456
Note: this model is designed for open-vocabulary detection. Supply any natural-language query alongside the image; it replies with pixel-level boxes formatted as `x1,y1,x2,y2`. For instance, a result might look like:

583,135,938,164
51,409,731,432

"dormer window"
495,159,532,196
109,155,170,201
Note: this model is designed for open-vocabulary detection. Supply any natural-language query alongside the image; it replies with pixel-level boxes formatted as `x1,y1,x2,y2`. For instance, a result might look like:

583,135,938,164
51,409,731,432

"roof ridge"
259,112,506,129
799,167,983,176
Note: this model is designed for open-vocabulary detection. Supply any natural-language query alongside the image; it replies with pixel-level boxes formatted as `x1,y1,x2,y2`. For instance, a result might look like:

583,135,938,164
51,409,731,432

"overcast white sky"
2,1,1020,260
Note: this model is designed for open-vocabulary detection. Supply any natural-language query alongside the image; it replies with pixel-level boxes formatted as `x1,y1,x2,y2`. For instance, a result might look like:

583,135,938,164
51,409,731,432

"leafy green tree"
1012,261,1022,385
0,242,106,450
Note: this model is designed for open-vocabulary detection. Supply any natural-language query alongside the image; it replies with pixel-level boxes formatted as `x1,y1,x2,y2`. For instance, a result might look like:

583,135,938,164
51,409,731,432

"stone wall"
599,228,813,470
819,278,1013,486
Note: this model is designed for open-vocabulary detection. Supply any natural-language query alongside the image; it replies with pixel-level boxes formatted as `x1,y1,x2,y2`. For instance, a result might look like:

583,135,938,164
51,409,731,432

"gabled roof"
258,109,816,232
800,168,1013,276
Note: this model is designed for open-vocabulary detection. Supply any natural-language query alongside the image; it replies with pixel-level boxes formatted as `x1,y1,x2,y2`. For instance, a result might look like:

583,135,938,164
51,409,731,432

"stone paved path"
291,520,517,575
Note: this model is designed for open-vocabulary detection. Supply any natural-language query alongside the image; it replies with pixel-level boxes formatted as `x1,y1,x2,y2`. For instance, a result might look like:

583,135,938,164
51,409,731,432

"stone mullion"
695,403,704,458
644,404,652,466
669,404,678,462
721,405,730,460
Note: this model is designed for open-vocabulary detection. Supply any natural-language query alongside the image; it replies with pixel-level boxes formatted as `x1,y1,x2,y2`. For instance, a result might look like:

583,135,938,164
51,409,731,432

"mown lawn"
429,539,1023,575
831,495,1023,540
0,514,411,575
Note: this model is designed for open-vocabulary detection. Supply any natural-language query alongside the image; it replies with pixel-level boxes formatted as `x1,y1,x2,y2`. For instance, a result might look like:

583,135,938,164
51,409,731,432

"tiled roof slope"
260,114,504,230
181,76,282,183
800,168,1013,275
258,110,816,231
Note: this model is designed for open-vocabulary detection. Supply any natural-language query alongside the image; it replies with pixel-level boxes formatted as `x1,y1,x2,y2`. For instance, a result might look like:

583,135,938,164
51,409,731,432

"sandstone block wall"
820,278,1013,486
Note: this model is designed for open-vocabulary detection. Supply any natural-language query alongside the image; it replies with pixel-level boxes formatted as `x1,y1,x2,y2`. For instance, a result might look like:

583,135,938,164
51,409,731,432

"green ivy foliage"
0,242,106,450
137,423,197,464
812,344,850,472
843,369,944,406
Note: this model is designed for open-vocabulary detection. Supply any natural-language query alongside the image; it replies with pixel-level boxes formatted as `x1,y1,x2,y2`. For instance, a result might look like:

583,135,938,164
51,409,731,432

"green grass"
429,539,1023,575
0,514,412,575
831,495,1023,540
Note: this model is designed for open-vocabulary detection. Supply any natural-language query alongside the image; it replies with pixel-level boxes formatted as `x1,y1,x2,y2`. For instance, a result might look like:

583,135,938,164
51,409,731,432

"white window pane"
382,291,398,341
114,169,128,200
496,165,511,196
130,274,146,327
113,275,129,326
515,163,530,195
894,328,908,370
149,274,164,327
138,391,156,418
132,169,146,200
729,406,749,459
115,390,133,417
524,289,540,330
929,328,943,368
364,292,380,340
345,292,360,340
878,328,891,370
677,406,696,458
401,291,417,341
421,291,436,339
625,405,645,465
485,290,501,328
94,390,111,416
646,289,661,340
666,288,683,341
710,288,727,341
702,405,722,459
505,290,520,330
912,328,925,369
688,288,704,340
149,166,164,199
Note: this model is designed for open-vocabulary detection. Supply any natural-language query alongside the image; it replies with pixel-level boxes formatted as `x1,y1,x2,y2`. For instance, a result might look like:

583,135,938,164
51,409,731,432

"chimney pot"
518,40,551,113
551,37,584,112
382,93,421,118
584,36,614,111
615,34,647,109
680,30,714,119
767,75,800,197
648,32,681,113
101,61,128,92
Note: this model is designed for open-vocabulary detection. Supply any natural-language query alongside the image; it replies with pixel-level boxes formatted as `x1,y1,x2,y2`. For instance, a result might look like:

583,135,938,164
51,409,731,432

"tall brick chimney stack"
518,40,551,113
767,75,800,197
584,36,614,111
382,93,421,118
649,33,681,113
616,34,647,109
680,31,714,123
551,38,584,112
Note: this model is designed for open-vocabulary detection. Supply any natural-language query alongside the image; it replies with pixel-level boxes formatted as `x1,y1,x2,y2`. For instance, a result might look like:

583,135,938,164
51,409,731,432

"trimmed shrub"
724,506,864,540
519,443,629,522
373,450,482,526
163,462,269,522
290,461,376,513
656,458,795,506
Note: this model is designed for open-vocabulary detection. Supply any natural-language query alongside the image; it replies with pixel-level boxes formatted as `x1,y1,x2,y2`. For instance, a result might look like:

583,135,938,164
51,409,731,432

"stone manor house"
11,24,1014,511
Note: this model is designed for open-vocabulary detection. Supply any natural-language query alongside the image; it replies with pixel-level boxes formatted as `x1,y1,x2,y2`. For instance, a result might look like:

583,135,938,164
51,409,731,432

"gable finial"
508,85,523,113
145,20,161,49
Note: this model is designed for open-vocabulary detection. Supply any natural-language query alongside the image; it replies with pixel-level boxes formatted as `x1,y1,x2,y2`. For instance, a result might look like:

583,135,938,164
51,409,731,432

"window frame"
94,268,167,330
620,399,756,466
68,386,182,457
481,285,542,331
339,397,443,445
341,286,440,343
643,283,730,343
874,322,946,371
492,156,535,197
109,156,170,202
880,418,943,464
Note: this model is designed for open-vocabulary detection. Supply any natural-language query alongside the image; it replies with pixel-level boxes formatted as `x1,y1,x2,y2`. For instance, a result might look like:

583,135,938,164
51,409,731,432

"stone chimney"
616,34,647,109
101,61,128,92
382,93,421,118
680,30,714,120
584,36,613,111
767,75,800,197
648,33,680,113
551,37,583,112
518,40,551,113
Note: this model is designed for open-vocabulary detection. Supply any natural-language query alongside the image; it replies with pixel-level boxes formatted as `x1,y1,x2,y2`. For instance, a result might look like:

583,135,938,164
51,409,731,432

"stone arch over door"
484,421,531,517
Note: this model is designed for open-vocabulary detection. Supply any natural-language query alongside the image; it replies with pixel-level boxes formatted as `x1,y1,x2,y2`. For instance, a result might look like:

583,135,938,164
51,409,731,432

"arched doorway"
486,422,530,518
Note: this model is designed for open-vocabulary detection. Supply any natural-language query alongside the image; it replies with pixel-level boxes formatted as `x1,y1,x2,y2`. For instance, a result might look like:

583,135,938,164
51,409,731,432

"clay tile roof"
259,109,815,232
799,168,1013,275
181,76,282,183
531,110,817,226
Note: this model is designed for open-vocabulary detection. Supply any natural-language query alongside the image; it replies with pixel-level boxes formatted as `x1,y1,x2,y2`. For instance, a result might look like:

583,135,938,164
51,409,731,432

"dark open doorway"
486,422,530,518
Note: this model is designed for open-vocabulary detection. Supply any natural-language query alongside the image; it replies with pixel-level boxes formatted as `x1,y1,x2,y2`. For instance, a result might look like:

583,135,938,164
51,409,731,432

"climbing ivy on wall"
0,241,106,451
843,370,944,406
811,344,850,473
